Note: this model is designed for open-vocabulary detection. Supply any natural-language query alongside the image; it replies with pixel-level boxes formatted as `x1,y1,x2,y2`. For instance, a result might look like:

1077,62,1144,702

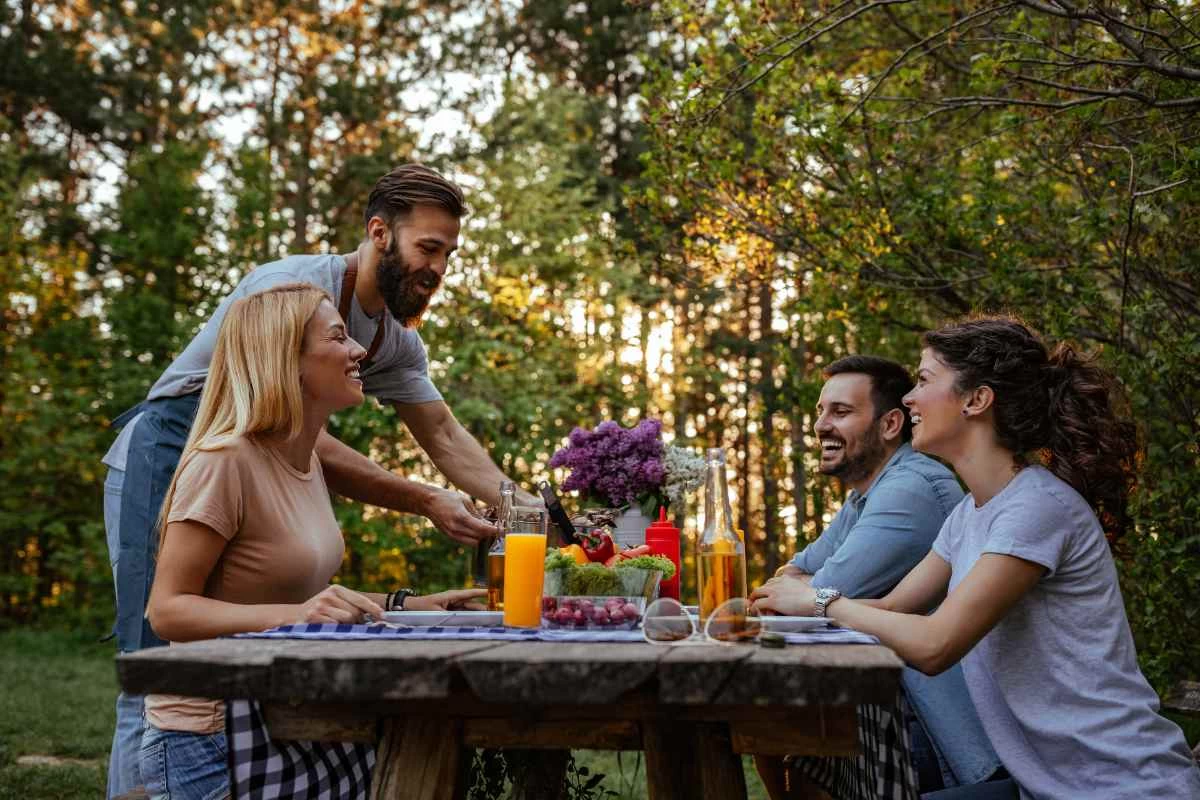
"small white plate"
382,610,503,627
760,616,836,633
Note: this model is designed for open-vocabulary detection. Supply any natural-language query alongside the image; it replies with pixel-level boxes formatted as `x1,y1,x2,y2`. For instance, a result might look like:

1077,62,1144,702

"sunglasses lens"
703,598,762,643
643,598,697,643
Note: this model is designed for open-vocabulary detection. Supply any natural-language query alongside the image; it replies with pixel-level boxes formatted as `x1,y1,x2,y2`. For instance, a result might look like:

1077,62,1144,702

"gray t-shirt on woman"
933,466,1200,800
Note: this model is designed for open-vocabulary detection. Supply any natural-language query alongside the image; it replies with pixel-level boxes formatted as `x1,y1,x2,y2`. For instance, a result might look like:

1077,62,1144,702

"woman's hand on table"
405,588,488,611
298,585,386,624
750,579,817,617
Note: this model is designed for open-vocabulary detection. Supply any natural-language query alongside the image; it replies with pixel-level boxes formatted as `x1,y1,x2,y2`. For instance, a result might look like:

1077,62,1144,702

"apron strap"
338,251,387,366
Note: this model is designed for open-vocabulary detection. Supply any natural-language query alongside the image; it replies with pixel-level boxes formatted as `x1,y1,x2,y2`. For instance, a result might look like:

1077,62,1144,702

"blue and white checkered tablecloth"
233,621,879,645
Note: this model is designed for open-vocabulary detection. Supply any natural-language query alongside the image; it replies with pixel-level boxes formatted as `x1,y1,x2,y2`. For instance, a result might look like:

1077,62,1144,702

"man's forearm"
316,429,435,514
423,419,538,507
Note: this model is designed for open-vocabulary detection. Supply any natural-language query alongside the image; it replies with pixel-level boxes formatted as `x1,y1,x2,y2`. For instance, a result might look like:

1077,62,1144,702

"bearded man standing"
753,356,1004,798
101,164,533,798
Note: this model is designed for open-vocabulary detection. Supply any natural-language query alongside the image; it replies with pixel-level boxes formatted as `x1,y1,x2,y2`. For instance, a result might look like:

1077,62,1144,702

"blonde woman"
141,283,483,800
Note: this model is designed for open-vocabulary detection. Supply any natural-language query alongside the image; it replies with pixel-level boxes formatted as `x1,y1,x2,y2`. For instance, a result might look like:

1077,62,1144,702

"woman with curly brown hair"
753,316,1200,799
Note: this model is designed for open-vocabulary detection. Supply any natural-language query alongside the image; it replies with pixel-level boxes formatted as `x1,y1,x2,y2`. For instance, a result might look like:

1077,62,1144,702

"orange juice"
503,533,547,627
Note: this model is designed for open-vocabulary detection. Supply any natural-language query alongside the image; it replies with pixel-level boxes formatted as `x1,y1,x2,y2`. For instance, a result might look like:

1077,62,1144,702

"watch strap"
387,589,415,611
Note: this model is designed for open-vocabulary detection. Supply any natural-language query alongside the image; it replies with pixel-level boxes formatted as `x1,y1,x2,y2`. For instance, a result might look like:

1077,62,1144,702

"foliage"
1,0,1196,701
638,0,1200,688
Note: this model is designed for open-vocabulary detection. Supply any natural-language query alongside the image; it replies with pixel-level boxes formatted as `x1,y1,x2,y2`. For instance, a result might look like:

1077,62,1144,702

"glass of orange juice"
503,507,548,627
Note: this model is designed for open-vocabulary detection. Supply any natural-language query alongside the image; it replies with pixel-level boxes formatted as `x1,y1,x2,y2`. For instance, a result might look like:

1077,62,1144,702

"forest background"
2,0,1197,696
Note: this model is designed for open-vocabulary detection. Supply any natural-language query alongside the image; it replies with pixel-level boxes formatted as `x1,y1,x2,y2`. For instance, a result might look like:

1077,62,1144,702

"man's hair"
823,355,915,441
363,163,466,229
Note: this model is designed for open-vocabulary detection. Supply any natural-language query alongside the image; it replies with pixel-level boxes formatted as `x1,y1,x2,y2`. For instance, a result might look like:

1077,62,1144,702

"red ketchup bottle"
644,508,681,601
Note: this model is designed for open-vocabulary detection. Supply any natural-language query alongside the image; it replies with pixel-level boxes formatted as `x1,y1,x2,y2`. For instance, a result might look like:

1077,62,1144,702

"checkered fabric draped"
791,694,918,800
225,699,374,800
233,621,879,645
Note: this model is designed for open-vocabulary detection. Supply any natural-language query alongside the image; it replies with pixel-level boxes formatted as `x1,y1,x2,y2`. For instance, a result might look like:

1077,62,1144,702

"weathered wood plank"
117,639,296,698
462,719,640,751
120,638,902,710
457,643,667,705
258,696,869,729
369,716,469,800
656,645,756,704
694,723,747,800
642,722,696,800
730,707,858,757
118,639,507,701
712,645,902,707
262,703,377,743
1164,681,1200,717
268,640,506,703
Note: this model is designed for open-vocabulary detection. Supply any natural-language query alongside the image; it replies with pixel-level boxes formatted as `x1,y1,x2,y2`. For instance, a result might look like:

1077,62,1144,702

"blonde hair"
156,282,333,545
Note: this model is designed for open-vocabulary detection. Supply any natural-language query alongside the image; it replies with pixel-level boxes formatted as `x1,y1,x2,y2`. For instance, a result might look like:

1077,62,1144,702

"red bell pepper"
580,529,616,563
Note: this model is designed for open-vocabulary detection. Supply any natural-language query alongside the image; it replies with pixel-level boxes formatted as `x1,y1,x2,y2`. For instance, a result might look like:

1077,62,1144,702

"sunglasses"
642,597,763,645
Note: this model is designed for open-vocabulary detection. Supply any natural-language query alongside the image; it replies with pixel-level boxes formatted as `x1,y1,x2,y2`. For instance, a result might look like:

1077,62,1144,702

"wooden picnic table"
118,638,903,800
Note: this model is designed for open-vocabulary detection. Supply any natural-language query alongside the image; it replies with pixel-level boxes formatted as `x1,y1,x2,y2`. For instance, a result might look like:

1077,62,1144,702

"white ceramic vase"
610,507,652,550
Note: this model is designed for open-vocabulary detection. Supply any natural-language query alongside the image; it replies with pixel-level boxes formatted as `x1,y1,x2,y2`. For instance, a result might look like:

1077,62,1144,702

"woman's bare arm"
823,554,1045,674
146,519,383,642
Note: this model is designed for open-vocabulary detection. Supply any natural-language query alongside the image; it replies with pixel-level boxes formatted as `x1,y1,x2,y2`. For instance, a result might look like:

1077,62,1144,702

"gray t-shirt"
933,466,1200,800
103,254,442,470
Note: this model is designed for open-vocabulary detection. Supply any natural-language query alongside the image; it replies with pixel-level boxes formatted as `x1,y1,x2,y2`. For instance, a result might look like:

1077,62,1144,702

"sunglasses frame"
642,597,763,646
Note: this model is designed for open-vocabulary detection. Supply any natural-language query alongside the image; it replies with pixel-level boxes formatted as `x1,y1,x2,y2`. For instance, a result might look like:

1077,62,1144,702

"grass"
0,629,1194,800
0,629,116,799
568,751,769,800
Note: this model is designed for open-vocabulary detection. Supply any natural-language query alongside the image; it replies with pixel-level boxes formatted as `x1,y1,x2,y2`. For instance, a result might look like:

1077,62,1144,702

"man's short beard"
824,419,888,486
375,239,440,327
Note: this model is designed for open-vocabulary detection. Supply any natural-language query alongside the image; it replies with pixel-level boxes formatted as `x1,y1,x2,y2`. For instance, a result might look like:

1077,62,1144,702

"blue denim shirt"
791,443,963,598
791,443,1001,786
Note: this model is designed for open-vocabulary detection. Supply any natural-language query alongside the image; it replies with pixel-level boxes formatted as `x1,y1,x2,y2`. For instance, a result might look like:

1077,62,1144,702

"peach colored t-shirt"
145,435,344,734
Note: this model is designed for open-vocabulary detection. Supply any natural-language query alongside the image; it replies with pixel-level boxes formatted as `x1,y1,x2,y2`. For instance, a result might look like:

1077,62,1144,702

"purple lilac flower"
549,419,665,507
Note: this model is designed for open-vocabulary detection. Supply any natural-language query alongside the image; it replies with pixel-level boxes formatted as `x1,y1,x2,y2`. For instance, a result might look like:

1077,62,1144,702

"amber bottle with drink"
486,480,515,611
697,448,747,623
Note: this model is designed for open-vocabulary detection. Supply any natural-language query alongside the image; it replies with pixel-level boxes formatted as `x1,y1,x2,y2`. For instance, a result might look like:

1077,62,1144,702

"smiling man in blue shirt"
756,355,1003,797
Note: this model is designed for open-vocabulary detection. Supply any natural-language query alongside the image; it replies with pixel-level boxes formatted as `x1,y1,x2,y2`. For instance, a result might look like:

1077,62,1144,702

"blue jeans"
106,466,146,798
105,395,200,798
108,688,145,798
140,725,230,800
903,664,1002,787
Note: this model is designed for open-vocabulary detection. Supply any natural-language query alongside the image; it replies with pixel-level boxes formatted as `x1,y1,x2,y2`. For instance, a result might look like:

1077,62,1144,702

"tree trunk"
757,279,780,577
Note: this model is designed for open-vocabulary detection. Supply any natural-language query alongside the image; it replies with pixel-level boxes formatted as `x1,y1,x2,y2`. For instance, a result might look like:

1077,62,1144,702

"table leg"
642,722,695,800
506,749,570,800
370,717,469,800
694,722,748,800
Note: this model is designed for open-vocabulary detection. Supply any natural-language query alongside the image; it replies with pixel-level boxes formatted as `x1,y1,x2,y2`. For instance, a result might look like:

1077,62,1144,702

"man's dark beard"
375,239,441,327
822,419,888,485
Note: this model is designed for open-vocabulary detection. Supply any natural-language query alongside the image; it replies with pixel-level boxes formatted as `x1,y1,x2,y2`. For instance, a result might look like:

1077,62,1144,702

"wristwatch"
387,588,415,611
813,587,843,618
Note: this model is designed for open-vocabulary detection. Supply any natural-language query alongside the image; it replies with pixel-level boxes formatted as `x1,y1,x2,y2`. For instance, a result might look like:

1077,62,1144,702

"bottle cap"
644,507,679,541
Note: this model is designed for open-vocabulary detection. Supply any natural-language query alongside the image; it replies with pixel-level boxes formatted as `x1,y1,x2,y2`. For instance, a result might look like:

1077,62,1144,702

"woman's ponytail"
925,316,1140,544
1042,343,1139,542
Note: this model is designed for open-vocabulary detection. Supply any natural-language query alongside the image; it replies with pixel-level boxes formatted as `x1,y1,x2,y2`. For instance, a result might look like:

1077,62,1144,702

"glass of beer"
484,535,505,611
